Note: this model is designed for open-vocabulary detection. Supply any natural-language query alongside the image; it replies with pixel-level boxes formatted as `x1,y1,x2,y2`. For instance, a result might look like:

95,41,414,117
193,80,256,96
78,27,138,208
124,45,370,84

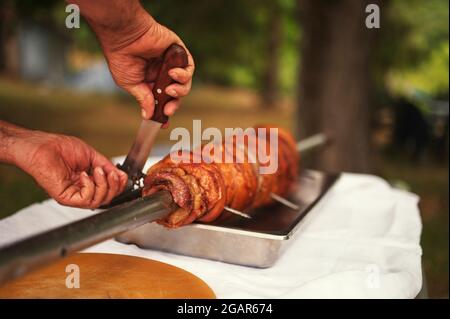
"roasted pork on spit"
143,125,299,228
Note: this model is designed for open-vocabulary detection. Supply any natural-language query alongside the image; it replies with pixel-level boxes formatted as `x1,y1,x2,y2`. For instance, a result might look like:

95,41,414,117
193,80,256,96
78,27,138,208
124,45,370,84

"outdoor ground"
0,78,448,298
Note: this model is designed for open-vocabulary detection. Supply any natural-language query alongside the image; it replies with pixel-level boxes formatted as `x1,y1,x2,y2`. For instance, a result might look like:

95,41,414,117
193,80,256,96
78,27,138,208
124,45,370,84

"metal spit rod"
296,133,328,153
0,133,329,287
0,190,177,286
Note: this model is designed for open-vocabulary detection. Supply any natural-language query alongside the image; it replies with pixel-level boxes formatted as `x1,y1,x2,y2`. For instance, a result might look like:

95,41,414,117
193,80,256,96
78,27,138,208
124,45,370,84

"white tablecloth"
0,159,423,298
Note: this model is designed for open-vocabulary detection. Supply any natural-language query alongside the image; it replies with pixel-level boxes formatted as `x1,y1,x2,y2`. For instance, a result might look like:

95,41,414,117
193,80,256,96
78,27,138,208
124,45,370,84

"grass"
0,77,447,298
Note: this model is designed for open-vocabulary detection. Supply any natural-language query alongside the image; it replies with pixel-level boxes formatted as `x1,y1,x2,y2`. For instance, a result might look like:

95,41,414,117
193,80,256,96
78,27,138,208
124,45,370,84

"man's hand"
1,122,128,209
23,134,128,208
71,0,195,121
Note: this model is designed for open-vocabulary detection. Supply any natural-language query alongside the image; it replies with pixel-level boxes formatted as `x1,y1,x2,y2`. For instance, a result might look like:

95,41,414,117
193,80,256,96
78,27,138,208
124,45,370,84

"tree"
261,0,282,108
0,0,19,77
0,0,63,77
297,0,382,173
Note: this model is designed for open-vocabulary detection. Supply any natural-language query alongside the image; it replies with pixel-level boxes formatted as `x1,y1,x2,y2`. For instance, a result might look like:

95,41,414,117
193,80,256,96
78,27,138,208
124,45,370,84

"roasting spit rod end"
296,133,328,153
224,207,252,219
270,193,300,210
0,190,177,286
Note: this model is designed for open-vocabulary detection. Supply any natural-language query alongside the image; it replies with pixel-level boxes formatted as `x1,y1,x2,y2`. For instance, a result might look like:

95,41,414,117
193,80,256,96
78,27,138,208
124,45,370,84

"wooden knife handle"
150,44,189,124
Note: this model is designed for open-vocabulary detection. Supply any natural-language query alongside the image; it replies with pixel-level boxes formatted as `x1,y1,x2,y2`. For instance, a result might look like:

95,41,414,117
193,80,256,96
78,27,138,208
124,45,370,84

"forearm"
67,0,155,49
0,120,28,166
0,121,54,175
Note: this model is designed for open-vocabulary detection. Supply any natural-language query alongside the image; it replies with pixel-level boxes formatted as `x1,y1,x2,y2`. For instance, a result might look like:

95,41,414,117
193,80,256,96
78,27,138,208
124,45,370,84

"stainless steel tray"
116,170,340,268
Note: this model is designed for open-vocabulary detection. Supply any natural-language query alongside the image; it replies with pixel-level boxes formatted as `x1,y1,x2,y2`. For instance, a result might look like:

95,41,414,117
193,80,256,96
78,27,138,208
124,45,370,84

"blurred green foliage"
380,0,449,96
145,0,449,97
145,0,300,93
388,41,449,96
12,0,448,97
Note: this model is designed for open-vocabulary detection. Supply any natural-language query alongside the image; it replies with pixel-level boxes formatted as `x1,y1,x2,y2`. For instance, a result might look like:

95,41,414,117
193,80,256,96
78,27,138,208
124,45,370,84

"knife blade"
120,120,162,189
105,44,189,207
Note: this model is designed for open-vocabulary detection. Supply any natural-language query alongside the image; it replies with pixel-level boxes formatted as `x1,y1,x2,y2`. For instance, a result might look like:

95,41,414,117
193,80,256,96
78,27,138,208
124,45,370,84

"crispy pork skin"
143,125,299,228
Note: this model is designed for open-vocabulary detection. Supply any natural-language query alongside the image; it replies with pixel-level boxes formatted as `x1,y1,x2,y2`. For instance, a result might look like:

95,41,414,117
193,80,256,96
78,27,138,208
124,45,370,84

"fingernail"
95,167,104,176
168,89,177,97
141,109,147,118
112,171,118,181
81,171,88,178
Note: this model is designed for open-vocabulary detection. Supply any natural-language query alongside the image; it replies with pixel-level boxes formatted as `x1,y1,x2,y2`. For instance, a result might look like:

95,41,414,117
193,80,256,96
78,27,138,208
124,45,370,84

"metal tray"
116,170,340,268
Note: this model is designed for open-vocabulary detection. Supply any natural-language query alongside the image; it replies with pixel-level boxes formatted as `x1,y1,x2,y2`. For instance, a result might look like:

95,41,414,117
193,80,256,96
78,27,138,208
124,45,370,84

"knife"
104,44,189,208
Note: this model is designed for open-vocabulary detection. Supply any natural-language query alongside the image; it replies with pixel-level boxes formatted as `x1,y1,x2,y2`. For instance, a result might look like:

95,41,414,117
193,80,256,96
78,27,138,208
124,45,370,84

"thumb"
127,83,155,120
